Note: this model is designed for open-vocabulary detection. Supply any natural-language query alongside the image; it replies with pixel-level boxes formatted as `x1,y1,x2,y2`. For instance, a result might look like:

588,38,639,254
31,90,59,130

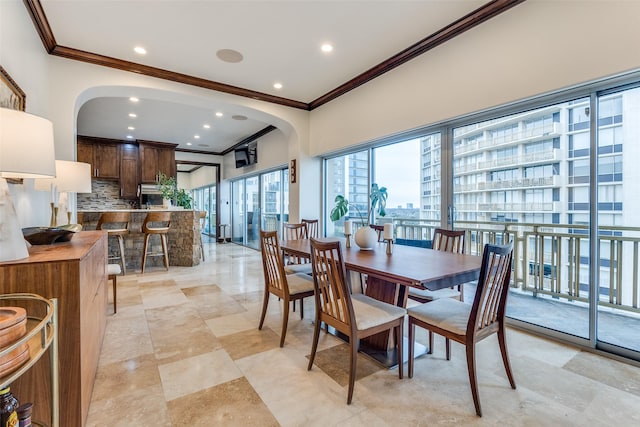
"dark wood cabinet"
139,142,176,183
120,143,139,198
77,137,120,179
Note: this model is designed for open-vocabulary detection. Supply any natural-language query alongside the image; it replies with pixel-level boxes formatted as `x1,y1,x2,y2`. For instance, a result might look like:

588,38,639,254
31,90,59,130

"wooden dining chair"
282,222,312,275
369,224,385,242
308,238,406,404
301,218,319,238
259,230,315,347
408,228,466,302
407,242,515,416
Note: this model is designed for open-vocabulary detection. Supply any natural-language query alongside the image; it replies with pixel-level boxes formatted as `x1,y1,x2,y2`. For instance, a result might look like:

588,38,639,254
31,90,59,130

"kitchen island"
79,208,202,271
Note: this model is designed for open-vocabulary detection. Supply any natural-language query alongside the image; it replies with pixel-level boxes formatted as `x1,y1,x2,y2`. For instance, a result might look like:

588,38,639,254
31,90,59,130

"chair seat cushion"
408,286,461,301
283,263,313,275
407,297,471,336
351,293,406,331
107,263,122,276
286,273,314,296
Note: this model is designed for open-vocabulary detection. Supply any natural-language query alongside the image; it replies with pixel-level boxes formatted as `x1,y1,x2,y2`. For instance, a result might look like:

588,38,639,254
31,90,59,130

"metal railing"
386,218,640,313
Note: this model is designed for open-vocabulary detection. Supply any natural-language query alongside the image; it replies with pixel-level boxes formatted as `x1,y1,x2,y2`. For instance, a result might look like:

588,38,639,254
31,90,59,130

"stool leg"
110,274,117,314
117,235,127,275
160,234,169,270
141,233,151,274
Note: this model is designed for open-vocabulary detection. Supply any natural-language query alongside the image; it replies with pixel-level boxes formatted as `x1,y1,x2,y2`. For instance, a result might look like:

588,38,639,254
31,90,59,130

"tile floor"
87,242,640,426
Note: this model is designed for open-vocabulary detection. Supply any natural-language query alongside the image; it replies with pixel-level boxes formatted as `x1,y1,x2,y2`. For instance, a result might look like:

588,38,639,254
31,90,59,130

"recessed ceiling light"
215,112,223,117
321,43,333,53
128,113,137,118
216,49,243,63
128,126,135,130
203,124,210,129
186,142,192,146
129,97,139,102
134,46,147,55
273,82,283,90
232,115,248,121
197,144,210,148
194,135,200,139
126,135,134,139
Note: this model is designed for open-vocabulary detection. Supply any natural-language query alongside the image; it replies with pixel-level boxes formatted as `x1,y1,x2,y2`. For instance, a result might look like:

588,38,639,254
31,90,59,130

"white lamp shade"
35,160,92,193
0,108,56,178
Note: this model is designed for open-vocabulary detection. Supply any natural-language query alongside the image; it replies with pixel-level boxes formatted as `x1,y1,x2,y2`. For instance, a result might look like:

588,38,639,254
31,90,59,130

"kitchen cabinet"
139,141,176,183
77,138,120,179
120,143,139,198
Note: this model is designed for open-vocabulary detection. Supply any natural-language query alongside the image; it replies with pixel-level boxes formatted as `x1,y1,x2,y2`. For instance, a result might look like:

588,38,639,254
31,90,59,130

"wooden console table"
0,231,108,427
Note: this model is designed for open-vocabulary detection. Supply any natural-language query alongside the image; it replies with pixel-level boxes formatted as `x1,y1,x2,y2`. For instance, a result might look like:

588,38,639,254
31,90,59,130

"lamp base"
0,178,29,262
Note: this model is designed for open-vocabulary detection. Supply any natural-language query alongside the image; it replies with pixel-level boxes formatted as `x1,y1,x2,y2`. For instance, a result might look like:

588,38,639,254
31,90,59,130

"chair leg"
396,321,404,379
160,234,169,270
347,335,358,404
466,343,482,417
428,331,434,354
408,320,415,378
258,292,269,330
141,234,151,274
445,338,451,361
280,299,290,347
498,327,516,389
117,235,126,275
299,298,304,319
308,317,321,371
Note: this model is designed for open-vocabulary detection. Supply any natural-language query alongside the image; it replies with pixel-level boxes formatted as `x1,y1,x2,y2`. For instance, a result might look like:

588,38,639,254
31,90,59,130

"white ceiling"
41,0,488,154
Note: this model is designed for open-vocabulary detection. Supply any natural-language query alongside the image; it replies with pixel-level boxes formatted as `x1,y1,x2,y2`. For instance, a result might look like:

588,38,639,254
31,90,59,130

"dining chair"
301,218,319,238
197,210,207,261
408,228,466,303
282,222,312,274
308,238,406,404
259,230,315,347
369,224,385,242
407,242,515,416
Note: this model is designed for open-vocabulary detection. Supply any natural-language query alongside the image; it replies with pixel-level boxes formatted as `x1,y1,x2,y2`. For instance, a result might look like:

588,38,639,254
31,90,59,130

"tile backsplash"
77,179,139,210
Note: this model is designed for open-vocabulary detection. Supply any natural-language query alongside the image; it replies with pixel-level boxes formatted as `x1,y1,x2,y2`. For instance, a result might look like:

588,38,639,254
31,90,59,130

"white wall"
309,0,640,156
1,0,55,227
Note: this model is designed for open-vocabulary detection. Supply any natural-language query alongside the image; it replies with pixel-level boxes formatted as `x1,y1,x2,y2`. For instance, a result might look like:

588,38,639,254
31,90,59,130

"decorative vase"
163,198,172,208
354,226,378,250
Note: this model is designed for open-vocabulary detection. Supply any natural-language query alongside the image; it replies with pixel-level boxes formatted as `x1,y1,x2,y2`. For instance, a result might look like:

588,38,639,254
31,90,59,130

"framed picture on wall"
1,65,26,183
0,65,26,112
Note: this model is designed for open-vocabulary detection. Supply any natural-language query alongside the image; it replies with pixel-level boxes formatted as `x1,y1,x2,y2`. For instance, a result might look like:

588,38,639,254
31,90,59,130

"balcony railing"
386,218,640,314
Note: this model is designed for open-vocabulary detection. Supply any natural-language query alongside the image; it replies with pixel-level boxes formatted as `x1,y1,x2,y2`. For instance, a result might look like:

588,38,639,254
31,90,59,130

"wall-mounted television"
235,140,258,168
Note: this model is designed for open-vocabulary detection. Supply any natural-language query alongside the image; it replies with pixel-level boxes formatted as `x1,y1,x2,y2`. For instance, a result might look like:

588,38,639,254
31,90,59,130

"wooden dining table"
280,237,483,367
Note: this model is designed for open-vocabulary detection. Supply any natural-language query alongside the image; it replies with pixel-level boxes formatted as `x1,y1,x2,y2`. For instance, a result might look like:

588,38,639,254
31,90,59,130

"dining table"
280,237,483,367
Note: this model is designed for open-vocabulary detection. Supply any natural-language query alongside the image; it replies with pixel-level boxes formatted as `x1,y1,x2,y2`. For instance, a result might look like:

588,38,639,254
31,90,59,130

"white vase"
354,226,378,250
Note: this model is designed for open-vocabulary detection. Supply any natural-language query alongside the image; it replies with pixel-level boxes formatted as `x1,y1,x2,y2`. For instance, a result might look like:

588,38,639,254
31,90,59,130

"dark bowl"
22,226,78,245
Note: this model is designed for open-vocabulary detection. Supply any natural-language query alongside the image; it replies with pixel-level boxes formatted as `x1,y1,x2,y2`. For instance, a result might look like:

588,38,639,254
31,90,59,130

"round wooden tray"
0,320,27,348
0,307,26,330
0,342,30,377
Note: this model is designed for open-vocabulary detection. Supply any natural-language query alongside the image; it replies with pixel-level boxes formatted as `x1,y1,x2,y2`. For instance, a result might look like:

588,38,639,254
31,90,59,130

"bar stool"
219,224,228,243
141,211,172,273
97,212,130,275
108,263,122,313
198,210,207,261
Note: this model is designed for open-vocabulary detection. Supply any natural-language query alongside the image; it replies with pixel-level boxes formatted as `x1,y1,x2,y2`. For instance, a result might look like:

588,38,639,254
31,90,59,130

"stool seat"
97,212,130,275
108,263,122,313
141,211,172,273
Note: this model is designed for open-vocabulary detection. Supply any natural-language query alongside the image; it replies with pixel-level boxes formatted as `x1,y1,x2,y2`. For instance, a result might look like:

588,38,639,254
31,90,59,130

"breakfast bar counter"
79,208,202,271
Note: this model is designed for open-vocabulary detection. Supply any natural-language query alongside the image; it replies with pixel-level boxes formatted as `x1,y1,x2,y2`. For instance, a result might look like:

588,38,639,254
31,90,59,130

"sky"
373,139,420,208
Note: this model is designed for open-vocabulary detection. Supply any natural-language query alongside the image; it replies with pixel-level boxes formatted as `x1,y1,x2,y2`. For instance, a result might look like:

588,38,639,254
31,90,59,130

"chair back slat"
301,218,319,238
369,224,385,242
432,228,465,254
468,242,513,335
260,230,288,296
310,238,354,334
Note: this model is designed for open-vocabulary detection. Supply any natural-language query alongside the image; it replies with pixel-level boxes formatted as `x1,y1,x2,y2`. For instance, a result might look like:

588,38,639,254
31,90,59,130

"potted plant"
157,173,193,209
330,183,388,250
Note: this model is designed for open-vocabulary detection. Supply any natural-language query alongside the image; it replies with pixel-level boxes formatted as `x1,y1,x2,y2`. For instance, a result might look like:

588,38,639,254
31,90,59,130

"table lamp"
35,160,92,225
0,108,56,262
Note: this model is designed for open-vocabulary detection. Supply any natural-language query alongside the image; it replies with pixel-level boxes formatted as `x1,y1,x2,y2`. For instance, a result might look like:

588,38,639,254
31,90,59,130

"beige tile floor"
87,242,640,426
